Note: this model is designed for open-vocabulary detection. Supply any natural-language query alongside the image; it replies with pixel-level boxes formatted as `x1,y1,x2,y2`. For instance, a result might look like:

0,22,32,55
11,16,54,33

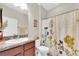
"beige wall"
27,3,47,40
0,4,28,35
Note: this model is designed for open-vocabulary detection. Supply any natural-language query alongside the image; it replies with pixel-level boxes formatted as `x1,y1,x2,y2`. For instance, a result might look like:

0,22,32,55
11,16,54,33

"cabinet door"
24,47,35,56
14,53,23,56
0,46,23,56
24,41,35,50
24,41,35,56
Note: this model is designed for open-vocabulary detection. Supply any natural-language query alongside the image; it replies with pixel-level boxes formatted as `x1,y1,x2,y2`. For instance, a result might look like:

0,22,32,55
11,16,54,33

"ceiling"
1,3,61,15
1,3,28,15
38,3,61,11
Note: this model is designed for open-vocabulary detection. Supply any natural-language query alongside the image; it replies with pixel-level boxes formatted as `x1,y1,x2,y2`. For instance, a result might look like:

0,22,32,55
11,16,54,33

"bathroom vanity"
0,38,35,56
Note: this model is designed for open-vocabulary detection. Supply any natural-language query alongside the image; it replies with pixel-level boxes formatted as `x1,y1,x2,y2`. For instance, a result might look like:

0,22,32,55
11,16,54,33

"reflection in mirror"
0,3,28,40
3,16,17,37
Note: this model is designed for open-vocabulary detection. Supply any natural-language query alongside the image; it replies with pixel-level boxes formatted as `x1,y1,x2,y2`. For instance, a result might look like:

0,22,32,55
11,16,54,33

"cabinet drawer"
0,46,23,56
24,47,35,56
24,41,35,50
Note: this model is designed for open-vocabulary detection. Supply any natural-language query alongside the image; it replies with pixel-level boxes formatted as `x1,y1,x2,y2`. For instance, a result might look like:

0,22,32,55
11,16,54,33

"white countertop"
0,37,36,52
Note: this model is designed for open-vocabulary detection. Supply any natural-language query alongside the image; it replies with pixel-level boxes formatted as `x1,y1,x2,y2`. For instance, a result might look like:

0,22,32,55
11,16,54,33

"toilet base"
36,46,49,56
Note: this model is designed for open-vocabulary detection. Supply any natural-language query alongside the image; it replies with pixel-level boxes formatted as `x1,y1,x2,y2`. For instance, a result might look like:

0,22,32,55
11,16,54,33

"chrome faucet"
13,34,19,39
17,35,20,38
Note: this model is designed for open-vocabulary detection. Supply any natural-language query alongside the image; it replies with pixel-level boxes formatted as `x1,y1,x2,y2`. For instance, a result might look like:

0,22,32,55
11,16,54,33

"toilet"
36,39,49,56
36,46,49,56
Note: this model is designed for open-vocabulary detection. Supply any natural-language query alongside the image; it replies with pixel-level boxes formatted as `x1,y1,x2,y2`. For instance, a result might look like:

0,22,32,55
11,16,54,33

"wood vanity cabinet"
24,41,35,56
0,41,35,56
0,46,23,56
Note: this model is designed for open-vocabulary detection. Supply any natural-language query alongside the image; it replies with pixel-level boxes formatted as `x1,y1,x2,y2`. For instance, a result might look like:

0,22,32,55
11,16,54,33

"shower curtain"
47,9,79,56
55,12,75,56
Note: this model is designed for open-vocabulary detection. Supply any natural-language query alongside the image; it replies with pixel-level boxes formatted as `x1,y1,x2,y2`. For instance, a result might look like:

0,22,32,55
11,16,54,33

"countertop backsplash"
3,35,28,40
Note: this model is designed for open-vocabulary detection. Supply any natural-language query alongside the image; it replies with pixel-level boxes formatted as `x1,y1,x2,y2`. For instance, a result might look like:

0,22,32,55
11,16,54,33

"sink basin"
5,38,28,44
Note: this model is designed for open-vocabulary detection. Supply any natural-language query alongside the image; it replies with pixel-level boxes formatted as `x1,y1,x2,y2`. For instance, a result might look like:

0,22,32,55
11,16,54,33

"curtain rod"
42,8,79,20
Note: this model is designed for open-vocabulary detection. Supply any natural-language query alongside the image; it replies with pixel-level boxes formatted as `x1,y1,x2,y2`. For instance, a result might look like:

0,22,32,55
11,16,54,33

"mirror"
0,3,28,38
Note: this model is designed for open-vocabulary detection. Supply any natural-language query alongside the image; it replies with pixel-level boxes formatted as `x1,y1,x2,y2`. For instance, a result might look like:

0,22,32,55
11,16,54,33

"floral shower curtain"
49,10,79,56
